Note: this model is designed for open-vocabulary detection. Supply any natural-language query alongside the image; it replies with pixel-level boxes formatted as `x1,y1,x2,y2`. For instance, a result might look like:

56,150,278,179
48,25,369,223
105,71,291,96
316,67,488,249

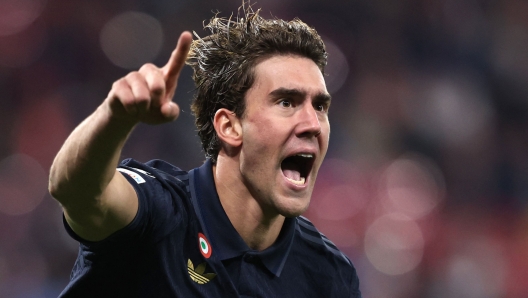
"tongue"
283,169,301,181
282,159,302,181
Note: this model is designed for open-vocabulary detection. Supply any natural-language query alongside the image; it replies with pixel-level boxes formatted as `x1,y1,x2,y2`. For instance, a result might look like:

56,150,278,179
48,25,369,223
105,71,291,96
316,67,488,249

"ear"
213,108,242,149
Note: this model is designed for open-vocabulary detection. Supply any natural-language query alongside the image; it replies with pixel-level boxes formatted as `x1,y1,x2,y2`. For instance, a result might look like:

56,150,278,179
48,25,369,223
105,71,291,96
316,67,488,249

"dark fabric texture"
60,158,361,297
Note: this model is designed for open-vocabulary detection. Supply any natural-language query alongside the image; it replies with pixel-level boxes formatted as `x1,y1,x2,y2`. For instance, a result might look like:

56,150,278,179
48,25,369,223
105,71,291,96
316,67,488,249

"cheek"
320,122,330,149
242,116,278,152
240,119,284,180
240,122,271,167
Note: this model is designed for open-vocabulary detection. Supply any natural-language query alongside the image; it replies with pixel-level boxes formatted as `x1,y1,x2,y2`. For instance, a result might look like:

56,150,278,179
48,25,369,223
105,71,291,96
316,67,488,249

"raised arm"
49,32,193,242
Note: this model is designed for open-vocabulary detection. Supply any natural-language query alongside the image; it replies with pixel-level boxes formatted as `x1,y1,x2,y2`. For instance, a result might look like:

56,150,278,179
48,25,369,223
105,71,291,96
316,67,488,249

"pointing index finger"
163,31,193,91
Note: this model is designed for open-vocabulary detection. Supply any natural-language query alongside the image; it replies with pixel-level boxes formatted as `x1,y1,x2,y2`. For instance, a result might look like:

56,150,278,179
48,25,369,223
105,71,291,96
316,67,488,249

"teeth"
296,153,313,158
286,177,306,185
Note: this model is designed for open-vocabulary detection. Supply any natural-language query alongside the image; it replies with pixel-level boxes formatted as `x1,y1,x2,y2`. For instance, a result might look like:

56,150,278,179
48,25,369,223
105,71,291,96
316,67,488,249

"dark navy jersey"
60,158,361,297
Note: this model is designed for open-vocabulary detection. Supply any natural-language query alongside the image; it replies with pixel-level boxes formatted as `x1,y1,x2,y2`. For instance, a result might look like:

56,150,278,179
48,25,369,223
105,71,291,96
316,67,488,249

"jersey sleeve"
349,266,362,298
63,158,188,249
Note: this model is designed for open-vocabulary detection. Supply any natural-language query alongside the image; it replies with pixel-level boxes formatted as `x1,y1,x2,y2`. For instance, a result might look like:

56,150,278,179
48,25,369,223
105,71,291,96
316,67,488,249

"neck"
213,154,284,251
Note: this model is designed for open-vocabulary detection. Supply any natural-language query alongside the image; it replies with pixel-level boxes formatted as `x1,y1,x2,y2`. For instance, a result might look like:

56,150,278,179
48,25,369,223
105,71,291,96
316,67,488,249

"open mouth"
281,153,315,186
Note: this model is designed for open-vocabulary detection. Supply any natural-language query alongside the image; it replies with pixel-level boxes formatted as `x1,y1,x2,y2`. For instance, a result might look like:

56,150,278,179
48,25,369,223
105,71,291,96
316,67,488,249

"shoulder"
289,216,362,297
119,158,189,178
116,158,195,238
117,158,196,212
294,216,352,267
118,158,191,191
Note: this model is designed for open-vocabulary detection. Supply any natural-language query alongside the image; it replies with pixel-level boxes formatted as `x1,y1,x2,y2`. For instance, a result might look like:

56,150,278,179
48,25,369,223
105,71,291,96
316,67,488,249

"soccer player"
49,6,361,297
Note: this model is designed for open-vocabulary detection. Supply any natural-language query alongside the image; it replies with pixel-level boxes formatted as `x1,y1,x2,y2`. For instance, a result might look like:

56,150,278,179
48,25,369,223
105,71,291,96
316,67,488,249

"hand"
105,31,193,125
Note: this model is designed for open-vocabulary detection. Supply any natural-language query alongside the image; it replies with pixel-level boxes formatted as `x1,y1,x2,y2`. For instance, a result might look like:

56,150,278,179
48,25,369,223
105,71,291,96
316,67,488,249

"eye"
279,99,292,108
314,102,328,112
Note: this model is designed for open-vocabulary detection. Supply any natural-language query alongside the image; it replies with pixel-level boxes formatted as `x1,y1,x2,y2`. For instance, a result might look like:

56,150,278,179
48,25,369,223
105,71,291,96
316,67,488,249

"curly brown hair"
186,4,327,163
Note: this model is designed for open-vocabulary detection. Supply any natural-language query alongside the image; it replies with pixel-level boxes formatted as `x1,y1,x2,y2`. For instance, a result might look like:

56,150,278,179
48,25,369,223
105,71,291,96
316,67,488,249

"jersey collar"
191,159,295,277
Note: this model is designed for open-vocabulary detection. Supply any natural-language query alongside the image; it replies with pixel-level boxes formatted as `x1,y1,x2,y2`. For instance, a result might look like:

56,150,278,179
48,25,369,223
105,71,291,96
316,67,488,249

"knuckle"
125,71,141,80
120,96,136,107
111,78,126,89
139,63,158,72
109,83,129,103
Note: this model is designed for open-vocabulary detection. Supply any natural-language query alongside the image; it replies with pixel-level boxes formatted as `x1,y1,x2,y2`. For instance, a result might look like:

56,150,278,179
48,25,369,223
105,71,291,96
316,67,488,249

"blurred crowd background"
1,0,528,297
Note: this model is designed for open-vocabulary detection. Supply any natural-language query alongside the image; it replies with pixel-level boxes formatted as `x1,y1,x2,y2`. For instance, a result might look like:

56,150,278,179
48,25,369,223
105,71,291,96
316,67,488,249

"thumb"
160,101,180,121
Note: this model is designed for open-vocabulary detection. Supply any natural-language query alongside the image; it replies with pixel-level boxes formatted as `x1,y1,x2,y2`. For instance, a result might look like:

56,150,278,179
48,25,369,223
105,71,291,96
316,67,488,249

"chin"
276,197,311,218
280,209,306,218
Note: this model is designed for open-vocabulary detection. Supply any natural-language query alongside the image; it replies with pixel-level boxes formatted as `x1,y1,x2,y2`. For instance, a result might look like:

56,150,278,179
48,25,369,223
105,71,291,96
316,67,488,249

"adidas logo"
187,259,216,284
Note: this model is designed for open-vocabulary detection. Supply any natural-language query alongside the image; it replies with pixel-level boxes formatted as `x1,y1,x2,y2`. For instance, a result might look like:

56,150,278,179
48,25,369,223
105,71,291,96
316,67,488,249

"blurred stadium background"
1,0,528,297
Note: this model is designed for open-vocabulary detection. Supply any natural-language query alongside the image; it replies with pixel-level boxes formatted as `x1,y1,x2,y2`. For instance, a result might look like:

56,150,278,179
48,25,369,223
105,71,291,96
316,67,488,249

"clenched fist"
105,31,193,125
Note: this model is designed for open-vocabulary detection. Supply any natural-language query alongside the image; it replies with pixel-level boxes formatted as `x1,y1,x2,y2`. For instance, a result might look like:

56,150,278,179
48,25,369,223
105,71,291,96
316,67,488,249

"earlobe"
213,108,242,149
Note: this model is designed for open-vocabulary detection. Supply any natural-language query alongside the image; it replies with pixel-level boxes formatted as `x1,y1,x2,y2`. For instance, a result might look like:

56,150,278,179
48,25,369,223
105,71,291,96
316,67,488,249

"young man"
49,6,361,297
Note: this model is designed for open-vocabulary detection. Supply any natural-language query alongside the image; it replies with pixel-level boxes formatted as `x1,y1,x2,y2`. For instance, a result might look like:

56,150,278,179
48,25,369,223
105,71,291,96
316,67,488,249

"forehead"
251,55,327,94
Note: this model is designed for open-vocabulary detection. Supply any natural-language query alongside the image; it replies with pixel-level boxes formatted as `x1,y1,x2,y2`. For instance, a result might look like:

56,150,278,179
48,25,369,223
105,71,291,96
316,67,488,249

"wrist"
98,102,139,132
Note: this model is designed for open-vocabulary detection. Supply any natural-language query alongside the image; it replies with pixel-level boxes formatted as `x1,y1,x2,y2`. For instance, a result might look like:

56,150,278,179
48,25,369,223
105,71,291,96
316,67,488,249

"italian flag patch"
198,233,212,258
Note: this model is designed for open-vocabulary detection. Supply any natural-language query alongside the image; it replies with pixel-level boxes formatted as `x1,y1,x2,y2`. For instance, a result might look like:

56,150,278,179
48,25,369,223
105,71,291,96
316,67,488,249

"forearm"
47,32,191,241
49,103,137,208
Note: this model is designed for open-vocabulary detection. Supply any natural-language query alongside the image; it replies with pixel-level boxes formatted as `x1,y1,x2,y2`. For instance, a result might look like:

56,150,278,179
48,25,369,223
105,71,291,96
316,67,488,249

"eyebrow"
268,87,332,103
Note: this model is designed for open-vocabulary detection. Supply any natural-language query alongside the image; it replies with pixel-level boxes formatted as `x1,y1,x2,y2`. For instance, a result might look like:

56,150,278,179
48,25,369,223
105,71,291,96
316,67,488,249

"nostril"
298,126,321,138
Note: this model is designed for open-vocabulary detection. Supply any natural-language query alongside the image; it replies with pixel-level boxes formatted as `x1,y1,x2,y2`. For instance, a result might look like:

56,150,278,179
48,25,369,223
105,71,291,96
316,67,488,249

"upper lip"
282,149,318,162
283,146,318,159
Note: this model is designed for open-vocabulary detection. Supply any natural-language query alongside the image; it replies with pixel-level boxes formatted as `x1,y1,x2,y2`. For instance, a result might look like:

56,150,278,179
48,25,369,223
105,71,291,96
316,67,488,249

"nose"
296,103,322,138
